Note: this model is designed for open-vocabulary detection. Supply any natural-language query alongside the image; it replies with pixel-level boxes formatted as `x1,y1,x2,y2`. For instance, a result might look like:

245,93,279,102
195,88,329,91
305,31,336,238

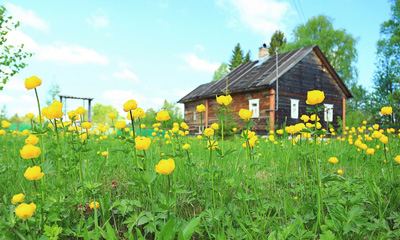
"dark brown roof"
178,45,352,103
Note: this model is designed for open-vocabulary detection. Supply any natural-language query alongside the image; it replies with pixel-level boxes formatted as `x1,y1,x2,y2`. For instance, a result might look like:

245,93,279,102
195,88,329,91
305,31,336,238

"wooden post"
269,89,275,130
342,98,346,131
205,98,209,127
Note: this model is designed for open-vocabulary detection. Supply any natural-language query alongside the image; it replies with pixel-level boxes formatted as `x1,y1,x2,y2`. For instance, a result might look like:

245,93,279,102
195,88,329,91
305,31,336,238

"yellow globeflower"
310,114,320,122
123,100,137,112
180,122,189,130
76,106,86,115
26,113,34,119
337,169,343,175
132,108,146,118
25,135,39,145
135,136,151,150
155,158,175,175
328,157,338,164
380,136,389,144
20,144,41,159
211,123,219,130
81,122,93,130
204,128,214,137
306,90,325,105
395,155,400,164
0,129,7,135
24,76,42,90
24,166,44,181
115,121,126,130
15,203,36,219
362,120,367,125
239,109,253,121
11,193,25,205
1,120,11,128
196,135,202,139
207,140,219,150
156,110,170,121
196,104,206,112
182,143,191,150
366,148,375,155
151,132,157,136
89,202,100,210
232,127,237,132
67,110,79,121
101,151,109,156
300,115,310,122
216,95,233,106
380,107,393,115
108,112,116,119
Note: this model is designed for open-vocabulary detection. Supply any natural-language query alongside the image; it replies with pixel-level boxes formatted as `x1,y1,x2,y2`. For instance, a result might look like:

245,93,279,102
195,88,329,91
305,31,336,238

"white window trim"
290,99,299,119
324,104,334,122
249,99,260,118
193,110,196,120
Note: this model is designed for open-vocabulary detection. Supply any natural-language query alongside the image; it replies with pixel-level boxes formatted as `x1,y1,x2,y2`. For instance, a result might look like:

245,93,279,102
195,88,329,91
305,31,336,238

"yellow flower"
328,157,338,164
1,120,11,128
216,95,233,106
366,148,375,155
306,90,325,105
24,166,44,181
380,106,393,115
310,114,320,122
20,144,41,159
108,112,117,119
15,203,36,219
156,110,170,121
182,143,191,150
81,122,93,129
180,122,189,130
197,104,206,112
197,135,202,139
115,121,126,130
140,124,146,129
373,124,379,130
101,151,109,156
172,127,179,134
362,120,367,125
337,169,343,175
89,202,99,210
300,115,310,122
380,136,389,144
372,131,382,139
135,136,151,150
24,76,42,90
26,113,34,119
204,128,214,137
76,107,86,115
132,108,146,118
11,193,25,205
25,135,39,145
211,123,219,130
268,135,275,141
395,155,400,164
239,109,253,121
67,110,79,121
276,129,284,135
232,127,237,132
207,140,219,150
155,158,175,175
151,132,157,136
123,100,138,112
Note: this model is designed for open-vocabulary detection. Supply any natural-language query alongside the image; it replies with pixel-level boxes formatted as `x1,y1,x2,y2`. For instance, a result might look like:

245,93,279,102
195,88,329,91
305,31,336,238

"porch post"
269,89,275,130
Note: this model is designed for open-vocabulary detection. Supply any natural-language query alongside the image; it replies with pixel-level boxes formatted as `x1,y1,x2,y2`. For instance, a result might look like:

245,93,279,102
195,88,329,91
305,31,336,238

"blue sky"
0,0,392,118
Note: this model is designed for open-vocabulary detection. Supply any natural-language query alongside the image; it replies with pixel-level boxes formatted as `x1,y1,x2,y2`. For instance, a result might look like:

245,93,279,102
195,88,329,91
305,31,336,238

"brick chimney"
258,43,269,60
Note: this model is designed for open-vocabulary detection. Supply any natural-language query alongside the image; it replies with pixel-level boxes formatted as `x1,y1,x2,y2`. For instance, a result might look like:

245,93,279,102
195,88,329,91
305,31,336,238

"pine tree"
268,30,287,56
244,51,251,63
229,43,244,71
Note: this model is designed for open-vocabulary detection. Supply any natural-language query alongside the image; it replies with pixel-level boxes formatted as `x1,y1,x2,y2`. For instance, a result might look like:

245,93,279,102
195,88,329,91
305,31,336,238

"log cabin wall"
184,89,271,134
275,51,346,129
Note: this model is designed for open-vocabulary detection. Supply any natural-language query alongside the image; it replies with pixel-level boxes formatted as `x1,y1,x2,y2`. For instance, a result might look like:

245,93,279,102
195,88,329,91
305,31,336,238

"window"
324,104,334,122
290,99,299,119
193,111,196,120
249,99,260,118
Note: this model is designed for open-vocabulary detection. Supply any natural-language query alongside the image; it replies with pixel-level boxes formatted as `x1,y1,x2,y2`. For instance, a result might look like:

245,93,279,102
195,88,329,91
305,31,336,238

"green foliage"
0,5,33,91
373,0,400,124
285,15,358,85
228,43,252,71
243,50,251,63
92,103,119,124
0,105,7,121
211,62,229,82
268,30,287,56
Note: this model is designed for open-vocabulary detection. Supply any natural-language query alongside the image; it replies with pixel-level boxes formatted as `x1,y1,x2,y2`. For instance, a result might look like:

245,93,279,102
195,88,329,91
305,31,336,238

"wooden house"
178,45,353,134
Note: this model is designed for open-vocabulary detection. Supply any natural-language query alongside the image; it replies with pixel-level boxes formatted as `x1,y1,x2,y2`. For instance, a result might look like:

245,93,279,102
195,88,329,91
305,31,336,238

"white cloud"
5,3,49,32
216,0,293,38
86,9,110,30
5,30,108,65
0,94,17,103
113,69,140,83
194,44,205,52
180,53,219,72
3,79,26,91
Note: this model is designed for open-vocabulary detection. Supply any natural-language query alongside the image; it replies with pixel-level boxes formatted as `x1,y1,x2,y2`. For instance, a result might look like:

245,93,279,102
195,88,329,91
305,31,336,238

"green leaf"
182,217,201,240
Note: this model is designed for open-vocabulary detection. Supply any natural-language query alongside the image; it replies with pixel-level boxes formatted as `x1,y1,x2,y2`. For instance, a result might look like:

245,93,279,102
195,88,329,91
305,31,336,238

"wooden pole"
88,99,92,122
269,89,275,130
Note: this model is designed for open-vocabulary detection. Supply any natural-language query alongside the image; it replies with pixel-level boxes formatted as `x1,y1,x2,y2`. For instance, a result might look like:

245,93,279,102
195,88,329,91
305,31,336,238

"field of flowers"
0,76,400,239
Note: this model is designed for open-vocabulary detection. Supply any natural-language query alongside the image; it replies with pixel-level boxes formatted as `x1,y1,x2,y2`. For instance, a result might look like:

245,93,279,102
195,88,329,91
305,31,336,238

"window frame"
290,99,299,119
193,110,196,120
324,104,334,122
249,99,260,118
